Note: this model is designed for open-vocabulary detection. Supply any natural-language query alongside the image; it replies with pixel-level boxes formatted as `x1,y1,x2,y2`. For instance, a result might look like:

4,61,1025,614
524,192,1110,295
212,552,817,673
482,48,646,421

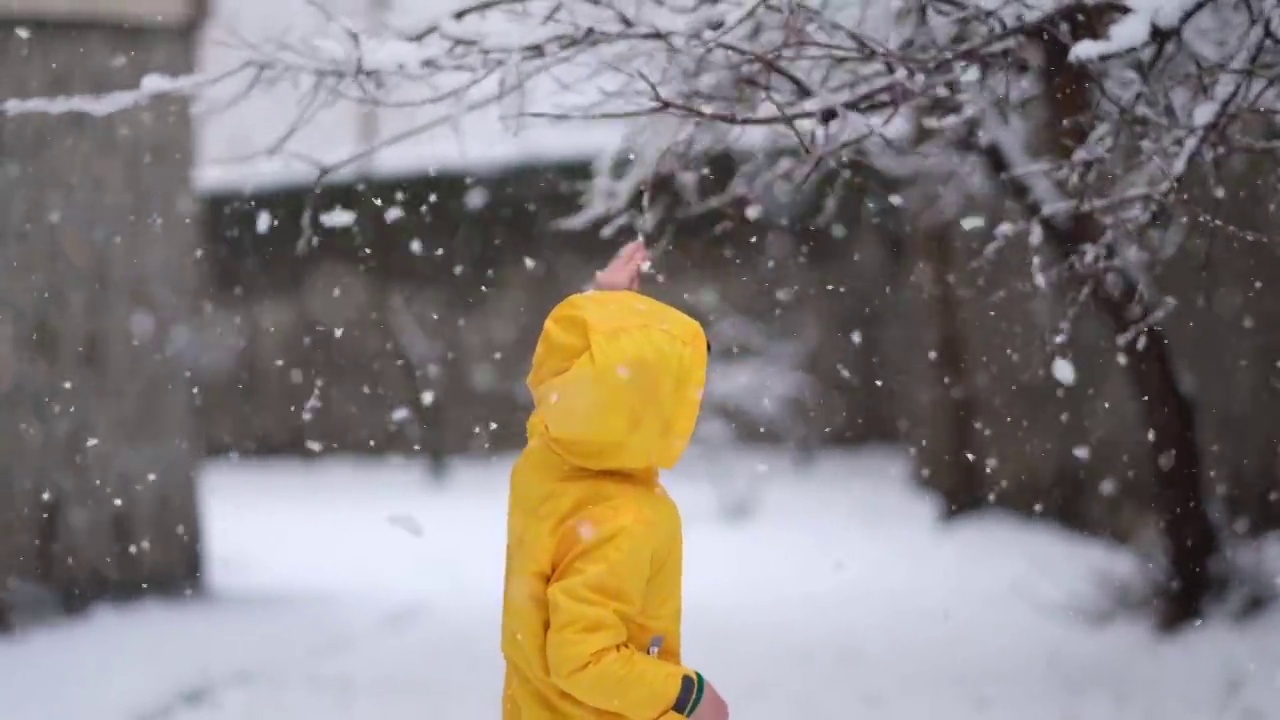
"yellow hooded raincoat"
502,290,710,720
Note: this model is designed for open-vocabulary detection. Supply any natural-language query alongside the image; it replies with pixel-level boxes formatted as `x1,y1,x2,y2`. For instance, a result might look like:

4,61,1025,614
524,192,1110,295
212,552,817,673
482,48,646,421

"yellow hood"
525,290,708,472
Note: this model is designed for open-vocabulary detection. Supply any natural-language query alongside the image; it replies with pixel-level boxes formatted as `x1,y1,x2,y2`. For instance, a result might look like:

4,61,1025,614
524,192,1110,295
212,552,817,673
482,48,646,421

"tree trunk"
979,16,1222,627
1100,297,1217,627
913,221,985,516
988,170,1219,631
385,288,451,479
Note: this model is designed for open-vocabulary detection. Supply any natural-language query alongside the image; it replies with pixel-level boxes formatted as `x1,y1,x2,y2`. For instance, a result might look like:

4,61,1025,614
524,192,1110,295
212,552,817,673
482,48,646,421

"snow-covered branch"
6,0,1280,252
1068,0,1214,62
1,67,251,117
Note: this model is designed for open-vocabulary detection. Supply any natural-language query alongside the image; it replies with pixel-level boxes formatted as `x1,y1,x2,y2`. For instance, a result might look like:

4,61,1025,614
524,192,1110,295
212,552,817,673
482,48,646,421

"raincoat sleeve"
546,502,704,719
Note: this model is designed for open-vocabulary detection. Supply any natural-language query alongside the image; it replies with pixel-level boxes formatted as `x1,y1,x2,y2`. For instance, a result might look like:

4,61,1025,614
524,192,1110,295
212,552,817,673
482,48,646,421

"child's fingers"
618,245,644,269
616,238,646,263
631,245,652,271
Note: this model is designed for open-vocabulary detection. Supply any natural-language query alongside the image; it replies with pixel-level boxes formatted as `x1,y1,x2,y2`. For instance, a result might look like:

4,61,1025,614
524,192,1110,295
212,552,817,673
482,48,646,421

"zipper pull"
647,635,665,657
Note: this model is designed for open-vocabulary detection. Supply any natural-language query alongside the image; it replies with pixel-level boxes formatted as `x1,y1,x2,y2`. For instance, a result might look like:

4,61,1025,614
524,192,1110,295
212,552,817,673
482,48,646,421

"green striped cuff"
673,672,705,717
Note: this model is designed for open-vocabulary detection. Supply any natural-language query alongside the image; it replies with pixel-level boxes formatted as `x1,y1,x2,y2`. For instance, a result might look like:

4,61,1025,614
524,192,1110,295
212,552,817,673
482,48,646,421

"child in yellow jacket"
501,240,730,720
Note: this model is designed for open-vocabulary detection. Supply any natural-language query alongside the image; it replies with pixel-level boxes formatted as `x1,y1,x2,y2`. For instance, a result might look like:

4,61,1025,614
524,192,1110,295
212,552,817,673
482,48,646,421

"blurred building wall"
194,168,900,466
0,5,203,629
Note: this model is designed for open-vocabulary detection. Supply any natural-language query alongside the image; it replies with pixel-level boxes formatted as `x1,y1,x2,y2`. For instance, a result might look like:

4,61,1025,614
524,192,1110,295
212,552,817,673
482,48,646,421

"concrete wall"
0,18,202,629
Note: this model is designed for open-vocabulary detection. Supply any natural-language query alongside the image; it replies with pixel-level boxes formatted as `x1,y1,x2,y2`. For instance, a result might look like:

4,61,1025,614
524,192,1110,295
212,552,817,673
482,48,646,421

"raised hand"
591,238,650,292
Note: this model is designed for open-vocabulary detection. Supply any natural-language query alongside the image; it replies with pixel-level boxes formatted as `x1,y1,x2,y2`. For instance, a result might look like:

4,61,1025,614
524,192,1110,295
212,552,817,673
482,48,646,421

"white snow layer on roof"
193,0,629,193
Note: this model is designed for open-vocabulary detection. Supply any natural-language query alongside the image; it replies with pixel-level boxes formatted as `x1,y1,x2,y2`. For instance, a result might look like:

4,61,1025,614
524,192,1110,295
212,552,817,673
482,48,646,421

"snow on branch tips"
0,1,565,122
5,0,1280,238
1067,0,1208,62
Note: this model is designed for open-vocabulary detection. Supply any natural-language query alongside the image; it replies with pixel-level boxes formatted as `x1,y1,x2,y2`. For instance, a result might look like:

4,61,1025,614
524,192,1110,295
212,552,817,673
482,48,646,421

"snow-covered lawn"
1,447,1278,719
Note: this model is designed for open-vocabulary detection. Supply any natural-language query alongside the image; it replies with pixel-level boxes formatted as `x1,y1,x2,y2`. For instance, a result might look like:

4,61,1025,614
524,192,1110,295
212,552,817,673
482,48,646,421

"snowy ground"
2,447,1278,719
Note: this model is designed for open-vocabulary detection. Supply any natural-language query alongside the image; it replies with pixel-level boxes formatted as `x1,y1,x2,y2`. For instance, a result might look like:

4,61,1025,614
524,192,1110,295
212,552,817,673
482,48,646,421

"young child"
501,240,730,720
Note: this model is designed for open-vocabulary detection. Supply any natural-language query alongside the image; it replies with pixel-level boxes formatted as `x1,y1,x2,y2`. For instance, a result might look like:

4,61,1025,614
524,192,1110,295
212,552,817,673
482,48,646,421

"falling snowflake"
301,382,323,422
130,310,157,342
318,206,357,229
1050,357,1077,387
464,186,491,211
255,209,273,235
